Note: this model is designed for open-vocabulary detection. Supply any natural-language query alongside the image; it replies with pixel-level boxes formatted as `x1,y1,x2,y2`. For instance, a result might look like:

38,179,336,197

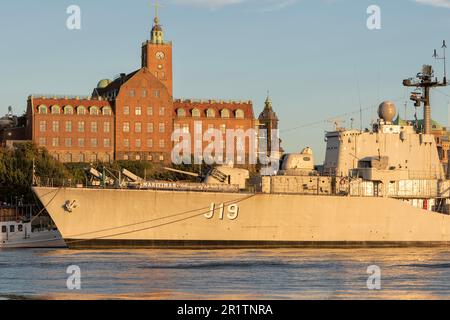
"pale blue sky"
1,0,450,160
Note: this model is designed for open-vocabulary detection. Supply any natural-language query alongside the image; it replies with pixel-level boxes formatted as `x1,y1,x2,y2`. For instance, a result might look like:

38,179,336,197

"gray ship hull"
32,186,450,249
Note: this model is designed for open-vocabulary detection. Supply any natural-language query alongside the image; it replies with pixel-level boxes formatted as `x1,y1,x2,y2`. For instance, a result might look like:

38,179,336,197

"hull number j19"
205,203,239,220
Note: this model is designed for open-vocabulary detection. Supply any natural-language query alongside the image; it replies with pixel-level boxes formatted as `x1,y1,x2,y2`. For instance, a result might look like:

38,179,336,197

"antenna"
327,117,345,131
433,40,447,84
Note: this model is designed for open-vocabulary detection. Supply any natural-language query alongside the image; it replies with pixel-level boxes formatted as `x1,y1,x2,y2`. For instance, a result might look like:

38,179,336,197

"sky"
1,0,450,161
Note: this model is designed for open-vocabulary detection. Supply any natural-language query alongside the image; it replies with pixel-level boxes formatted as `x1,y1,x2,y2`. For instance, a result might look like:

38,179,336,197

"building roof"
173,99,254,119
258,95,278,121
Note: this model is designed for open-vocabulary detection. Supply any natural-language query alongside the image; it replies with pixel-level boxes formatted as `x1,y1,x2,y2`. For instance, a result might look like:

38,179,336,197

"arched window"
38,105,48,114
77,106,86,115
102,106,112,116
221,109,230,118
64,105,74,115
177,108,186,117
89,106,99,115
235,109,245,119
206,109,216,118
51,105,61,114
192,108,201,118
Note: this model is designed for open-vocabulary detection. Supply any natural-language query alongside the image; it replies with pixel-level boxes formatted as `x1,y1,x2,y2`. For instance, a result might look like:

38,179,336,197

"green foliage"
0,144,228,203
0,143,69,202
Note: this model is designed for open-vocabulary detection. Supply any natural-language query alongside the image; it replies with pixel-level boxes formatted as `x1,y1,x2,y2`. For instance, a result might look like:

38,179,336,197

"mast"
403,41,448,134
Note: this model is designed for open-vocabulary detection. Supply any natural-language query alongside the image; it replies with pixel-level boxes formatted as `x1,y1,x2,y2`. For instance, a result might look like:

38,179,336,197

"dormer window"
64,106,74,115
77,106,86,115
221,109,230,118
38,105,48,114
235,109,244,119
192,108,201,118
89,106,99,115
206,109,216,118
177,108,186,117
51,105,60,114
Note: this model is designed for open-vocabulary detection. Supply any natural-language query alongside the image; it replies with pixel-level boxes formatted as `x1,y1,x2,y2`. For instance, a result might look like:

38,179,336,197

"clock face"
156,52,165,60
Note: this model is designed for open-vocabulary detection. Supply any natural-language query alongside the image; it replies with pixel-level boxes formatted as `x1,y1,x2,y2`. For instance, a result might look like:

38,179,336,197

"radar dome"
378,101,397,123
97,79,111,89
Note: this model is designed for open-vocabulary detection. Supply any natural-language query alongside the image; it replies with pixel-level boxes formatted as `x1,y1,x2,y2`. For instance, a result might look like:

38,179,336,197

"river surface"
1,248,450,299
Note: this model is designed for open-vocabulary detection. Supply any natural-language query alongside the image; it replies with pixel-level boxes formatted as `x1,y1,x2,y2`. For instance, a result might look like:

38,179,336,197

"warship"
32,55,450,249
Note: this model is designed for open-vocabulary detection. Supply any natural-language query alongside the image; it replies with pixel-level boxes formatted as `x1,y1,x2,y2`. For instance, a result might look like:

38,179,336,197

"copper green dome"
97,79,111,89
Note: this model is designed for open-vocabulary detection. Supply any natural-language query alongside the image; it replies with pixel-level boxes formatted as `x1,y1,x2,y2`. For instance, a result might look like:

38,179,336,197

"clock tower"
141,5,173,96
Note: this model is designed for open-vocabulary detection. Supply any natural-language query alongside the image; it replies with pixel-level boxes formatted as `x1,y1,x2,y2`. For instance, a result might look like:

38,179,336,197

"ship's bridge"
323,101,444,180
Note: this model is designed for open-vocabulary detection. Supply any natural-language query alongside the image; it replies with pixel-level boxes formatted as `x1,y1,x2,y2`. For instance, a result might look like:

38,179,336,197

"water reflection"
1,248,450,299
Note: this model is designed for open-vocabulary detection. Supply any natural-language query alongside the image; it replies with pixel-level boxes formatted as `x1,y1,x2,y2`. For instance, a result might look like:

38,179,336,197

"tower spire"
153,0,160,25
150,0,164,44
265,90,272,109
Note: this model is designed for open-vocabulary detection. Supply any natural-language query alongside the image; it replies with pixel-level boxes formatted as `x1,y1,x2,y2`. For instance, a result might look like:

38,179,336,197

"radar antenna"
403,41,448,134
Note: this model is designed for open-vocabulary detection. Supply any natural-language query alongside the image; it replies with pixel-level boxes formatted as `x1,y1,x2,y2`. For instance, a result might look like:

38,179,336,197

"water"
1,248,450,299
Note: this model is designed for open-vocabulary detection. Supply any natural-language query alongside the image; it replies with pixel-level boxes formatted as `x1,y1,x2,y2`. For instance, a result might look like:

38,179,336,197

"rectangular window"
136,139,141,148
153,90,160,98
39,121,46,132
135,122,142,133
124,139,130,148
91,122,98,133
147,107,153,116
104,122,110,133
78,121,85,132
52,137,59,147
142,90,147,98
147,139,153,148
135,106,142,116
52,121,59,132
65,121,72,133
39,137,46,146
159,107,165,116
91,138,97,147
147,123,154,133
104,139,110,147
159,123,165,133
159,139,165,148
129,90,135,97
65,138,72,147
174,123,181,131
220,124,226,134
78,138,84,147
182,124,189,133
123,122,130,133
124,106,130,115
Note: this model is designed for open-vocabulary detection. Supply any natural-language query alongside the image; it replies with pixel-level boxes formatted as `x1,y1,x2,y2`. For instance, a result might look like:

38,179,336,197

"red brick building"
23,12,264,164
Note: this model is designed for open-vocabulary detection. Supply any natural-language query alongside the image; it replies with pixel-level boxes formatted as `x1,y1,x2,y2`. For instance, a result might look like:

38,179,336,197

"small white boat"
0,205,66,249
